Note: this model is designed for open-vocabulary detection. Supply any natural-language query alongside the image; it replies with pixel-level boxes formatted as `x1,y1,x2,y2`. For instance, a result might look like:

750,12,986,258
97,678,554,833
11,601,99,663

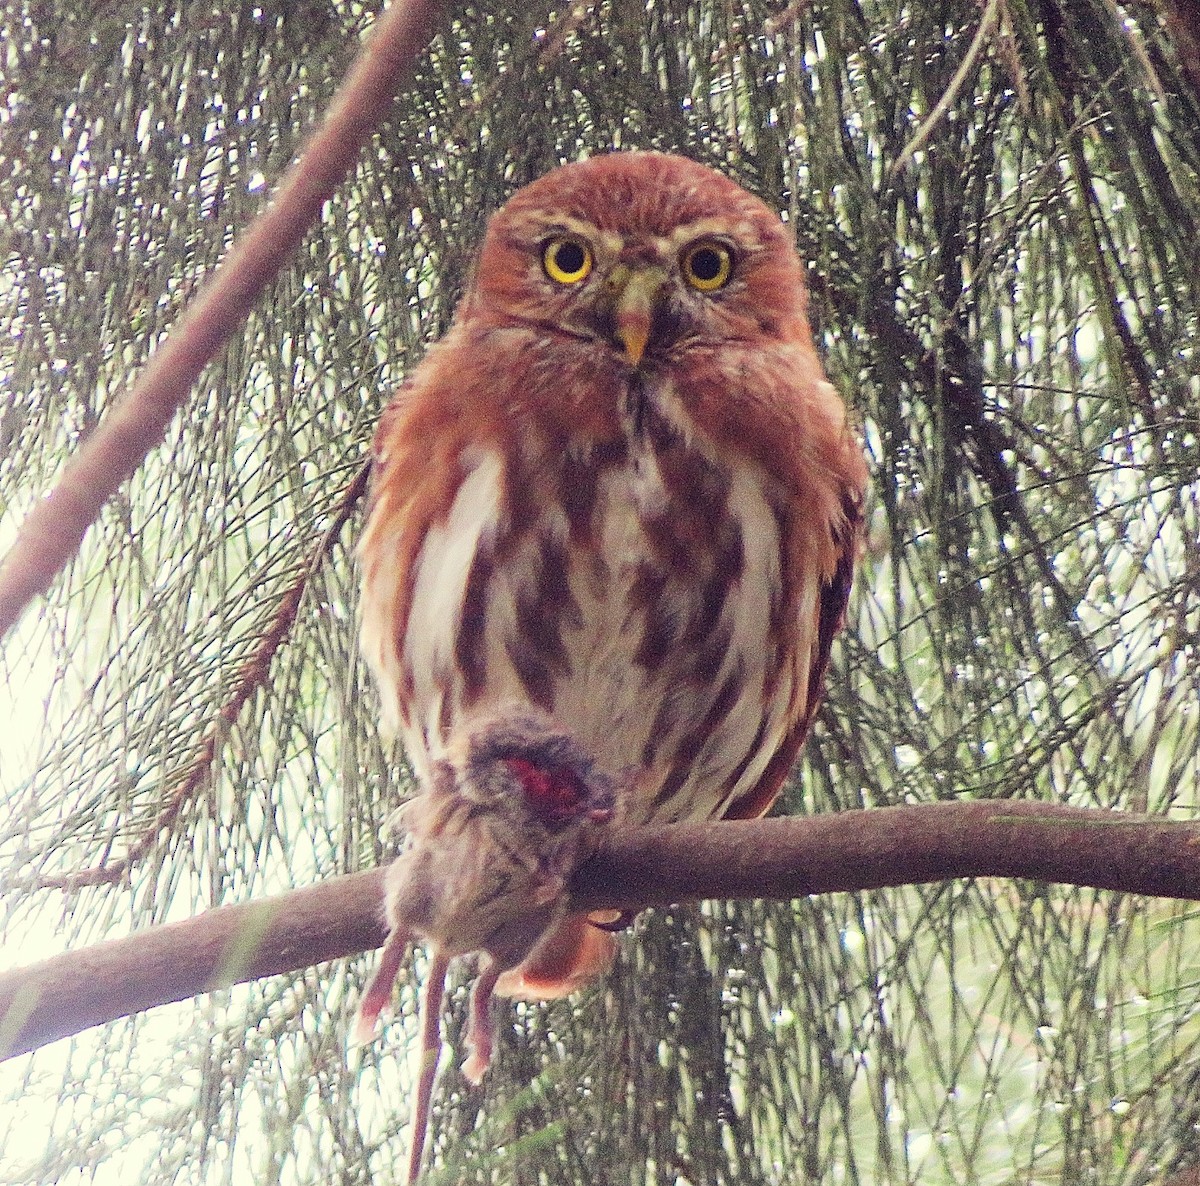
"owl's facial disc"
509,214,751,365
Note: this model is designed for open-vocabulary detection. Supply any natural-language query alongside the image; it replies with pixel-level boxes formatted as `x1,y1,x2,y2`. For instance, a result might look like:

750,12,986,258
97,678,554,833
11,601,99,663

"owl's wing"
359,322,530,763
721,483,865,822
357,356,473,751
362,374,422,532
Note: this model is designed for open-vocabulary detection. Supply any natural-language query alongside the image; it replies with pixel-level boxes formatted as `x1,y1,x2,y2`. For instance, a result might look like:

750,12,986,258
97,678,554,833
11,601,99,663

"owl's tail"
494,913,617,1000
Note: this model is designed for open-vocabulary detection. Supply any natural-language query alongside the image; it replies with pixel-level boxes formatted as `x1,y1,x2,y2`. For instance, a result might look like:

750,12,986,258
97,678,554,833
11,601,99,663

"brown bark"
571,799,1200,910
0,870,387,1061
1157,0,1200,103
4,800,1199,1061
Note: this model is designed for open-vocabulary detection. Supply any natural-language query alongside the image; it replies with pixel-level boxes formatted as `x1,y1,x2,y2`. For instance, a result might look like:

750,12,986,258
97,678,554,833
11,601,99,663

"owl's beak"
611,266,667,367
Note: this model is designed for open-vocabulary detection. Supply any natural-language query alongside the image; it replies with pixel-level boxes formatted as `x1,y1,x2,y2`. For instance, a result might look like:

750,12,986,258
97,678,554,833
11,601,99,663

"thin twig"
891,0,1001,179
31,462,371,891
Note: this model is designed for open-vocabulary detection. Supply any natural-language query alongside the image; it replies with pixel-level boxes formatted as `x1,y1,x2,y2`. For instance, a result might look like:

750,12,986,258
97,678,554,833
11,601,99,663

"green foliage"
2,0,1199,1183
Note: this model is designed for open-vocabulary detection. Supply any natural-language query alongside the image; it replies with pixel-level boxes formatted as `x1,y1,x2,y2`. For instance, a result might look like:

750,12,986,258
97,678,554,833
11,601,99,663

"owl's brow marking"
510,213,610,249
667,217,757,248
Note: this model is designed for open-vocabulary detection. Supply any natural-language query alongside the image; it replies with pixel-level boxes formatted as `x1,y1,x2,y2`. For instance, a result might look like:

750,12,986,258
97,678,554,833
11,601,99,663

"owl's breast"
382,367,814,827
562,380,809,823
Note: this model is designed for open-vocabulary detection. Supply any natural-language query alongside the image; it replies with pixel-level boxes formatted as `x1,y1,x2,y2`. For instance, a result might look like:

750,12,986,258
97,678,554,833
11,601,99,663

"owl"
358,150,868,998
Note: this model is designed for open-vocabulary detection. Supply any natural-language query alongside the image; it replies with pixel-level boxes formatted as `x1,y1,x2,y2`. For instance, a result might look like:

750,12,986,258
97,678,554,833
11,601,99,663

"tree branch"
0,870,388,1062
4,800,1199,1062
0,0,445,638
570,799,1200,910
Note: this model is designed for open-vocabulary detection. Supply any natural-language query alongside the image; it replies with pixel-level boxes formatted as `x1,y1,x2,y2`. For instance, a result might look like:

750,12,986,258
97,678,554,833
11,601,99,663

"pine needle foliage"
2,1,1199,1183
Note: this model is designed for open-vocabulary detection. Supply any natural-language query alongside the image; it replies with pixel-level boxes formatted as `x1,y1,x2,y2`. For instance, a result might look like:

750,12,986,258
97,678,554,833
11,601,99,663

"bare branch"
0,0,444,638
890,0,1001,179
4,800,1199,1062
0,870,387,1061
569,800,1200,911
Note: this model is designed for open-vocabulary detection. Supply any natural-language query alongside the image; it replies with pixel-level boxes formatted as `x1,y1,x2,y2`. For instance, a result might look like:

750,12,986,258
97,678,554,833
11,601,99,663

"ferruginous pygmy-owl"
358,150,868,998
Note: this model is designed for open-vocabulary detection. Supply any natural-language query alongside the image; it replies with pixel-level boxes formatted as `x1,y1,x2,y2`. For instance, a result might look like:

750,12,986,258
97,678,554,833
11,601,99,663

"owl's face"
467,152,811,369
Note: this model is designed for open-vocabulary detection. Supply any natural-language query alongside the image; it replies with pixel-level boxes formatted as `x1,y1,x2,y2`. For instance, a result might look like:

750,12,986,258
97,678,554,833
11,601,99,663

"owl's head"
466,152,811,367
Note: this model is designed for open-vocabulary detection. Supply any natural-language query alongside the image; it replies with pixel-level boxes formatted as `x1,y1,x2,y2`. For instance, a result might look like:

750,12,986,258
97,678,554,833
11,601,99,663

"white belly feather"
400,434,798,825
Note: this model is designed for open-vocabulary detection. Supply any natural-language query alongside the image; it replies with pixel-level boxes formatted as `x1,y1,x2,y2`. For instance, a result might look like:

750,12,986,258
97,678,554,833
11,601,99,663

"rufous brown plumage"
358,149,868,998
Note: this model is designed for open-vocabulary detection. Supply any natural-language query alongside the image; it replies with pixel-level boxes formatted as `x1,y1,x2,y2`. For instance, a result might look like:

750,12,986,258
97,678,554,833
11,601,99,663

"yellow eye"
681,240,734,292
542,236,593,285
